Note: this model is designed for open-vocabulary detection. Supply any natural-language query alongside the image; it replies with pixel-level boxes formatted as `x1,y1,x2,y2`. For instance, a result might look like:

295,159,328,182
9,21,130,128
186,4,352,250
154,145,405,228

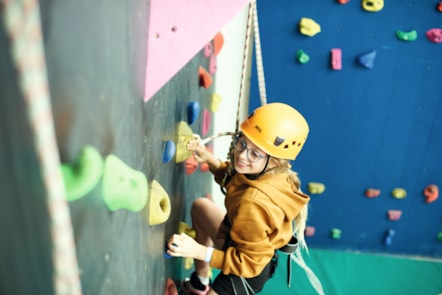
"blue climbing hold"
384,229,395,246
162,140,176,163
187,101,201,125
357,50,377,69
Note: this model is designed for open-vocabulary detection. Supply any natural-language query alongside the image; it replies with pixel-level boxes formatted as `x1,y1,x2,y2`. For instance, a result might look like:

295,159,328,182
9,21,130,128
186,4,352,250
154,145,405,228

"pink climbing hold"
305,226,316,237
387,210,402,221
201,109,212,137
424,184,439,203
337,0,350,4
209,54,217,75
426,28,442,43
330,48,342,70
204,42,212,58
205,192,213,200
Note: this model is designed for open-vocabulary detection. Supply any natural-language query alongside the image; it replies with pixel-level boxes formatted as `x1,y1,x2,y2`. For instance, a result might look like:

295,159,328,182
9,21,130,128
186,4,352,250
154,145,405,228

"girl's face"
233,135,269,174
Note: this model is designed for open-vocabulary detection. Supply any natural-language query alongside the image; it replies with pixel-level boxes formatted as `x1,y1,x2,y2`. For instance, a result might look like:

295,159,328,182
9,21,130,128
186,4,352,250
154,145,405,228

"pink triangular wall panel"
144,0,249,102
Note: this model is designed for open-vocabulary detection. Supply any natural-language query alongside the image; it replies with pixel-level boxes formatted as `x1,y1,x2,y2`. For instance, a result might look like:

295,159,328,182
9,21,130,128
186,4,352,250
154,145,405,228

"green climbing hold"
61,146,104,202
102,155,148,212
296,49,310,64
331,228,342,239
396,30,418,42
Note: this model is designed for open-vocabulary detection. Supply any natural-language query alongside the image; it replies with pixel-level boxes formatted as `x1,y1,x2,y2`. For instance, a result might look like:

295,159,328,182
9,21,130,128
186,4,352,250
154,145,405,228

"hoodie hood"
236,172,310,221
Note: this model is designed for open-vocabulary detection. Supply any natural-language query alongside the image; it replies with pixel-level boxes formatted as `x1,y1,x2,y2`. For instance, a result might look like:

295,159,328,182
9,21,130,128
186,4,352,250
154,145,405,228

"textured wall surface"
1,1,218,294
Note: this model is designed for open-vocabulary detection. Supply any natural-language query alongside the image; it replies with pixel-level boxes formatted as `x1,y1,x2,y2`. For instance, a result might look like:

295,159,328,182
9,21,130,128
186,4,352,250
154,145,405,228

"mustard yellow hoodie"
209,162,310,278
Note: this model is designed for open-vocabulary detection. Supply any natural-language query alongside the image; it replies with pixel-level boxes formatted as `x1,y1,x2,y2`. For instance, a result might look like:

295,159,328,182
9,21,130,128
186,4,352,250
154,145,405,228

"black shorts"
211,256,275,295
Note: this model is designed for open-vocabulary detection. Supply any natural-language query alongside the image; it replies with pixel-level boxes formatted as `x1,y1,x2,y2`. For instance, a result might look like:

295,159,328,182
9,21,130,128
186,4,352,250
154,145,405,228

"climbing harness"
279,236,299,288
222,215,298,294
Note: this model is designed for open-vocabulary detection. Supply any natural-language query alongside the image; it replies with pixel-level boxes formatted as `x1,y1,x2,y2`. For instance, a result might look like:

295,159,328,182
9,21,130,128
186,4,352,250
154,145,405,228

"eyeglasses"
233,137,267,163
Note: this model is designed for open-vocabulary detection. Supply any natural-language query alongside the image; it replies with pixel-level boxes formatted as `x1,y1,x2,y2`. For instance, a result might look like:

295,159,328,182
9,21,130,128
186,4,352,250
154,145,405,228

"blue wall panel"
250,0,442,257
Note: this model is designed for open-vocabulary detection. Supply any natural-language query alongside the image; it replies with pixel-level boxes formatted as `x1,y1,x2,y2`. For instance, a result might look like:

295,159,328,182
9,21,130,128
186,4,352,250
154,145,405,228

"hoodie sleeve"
209,189,282,278
209,161,229,185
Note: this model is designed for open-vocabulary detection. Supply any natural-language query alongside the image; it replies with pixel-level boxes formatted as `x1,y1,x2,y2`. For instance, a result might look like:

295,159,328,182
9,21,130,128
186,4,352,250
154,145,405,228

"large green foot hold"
61,146,104,202
102,155,148,212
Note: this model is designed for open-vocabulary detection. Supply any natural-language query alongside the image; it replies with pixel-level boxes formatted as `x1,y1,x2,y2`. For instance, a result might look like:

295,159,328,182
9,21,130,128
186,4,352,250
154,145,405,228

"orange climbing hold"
213,32,224,56
365,188,381,198
199,66,213,88
424,184,439,203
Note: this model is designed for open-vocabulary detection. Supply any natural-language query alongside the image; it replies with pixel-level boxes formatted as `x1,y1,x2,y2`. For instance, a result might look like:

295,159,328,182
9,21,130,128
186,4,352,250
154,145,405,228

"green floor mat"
262,248,442,295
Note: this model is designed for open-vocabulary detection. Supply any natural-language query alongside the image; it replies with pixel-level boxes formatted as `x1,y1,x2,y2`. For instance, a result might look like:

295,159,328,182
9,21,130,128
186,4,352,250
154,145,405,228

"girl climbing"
167,102,314,295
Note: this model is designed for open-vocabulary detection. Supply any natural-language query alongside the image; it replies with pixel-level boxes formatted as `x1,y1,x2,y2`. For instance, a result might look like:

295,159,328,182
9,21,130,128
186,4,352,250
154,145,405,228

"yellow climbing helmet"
240,102,309,160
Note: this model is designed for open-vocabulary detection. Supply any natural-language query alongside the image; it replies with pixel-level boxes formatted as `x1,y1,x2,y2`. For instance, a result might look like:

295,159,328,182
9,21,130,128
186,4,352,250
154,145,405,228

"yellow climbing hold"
148,180,171,225
210,93,222,112
178,221,196,239
184,257,193,270
362,0,384,12
391,188,407,199
308,182,326,194
299,18,321,37
175,121,193,163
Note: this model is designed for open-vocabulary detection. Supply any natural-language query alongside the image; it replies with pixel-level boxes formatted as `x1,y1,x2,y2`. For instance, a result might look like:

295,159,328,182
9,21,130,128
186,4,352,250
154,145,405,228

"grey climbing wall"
1,0,216,294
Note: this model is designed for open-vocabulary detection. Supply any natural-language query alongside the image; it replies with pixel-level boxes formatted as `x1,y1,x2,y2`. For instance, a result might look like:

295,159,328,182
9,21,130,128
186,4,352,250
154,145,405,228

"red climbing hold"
165,278,178,295
424,184,439,203
184,155,198,175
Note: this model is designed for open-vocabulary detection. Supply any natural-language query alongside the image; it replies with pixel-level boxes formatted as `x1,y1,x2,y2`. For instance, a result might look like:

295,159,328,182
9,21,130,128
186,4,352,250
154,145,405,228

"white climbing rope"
200,131,235,145
234,0,255,133
252,0,267,106
1,1,82,294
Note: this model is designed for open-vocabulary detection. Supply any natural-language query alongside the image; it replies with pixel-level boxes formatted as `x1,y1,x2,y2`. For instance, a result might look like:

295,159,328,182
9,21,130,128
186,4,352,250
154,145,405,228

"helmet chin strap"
245,155,270,180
